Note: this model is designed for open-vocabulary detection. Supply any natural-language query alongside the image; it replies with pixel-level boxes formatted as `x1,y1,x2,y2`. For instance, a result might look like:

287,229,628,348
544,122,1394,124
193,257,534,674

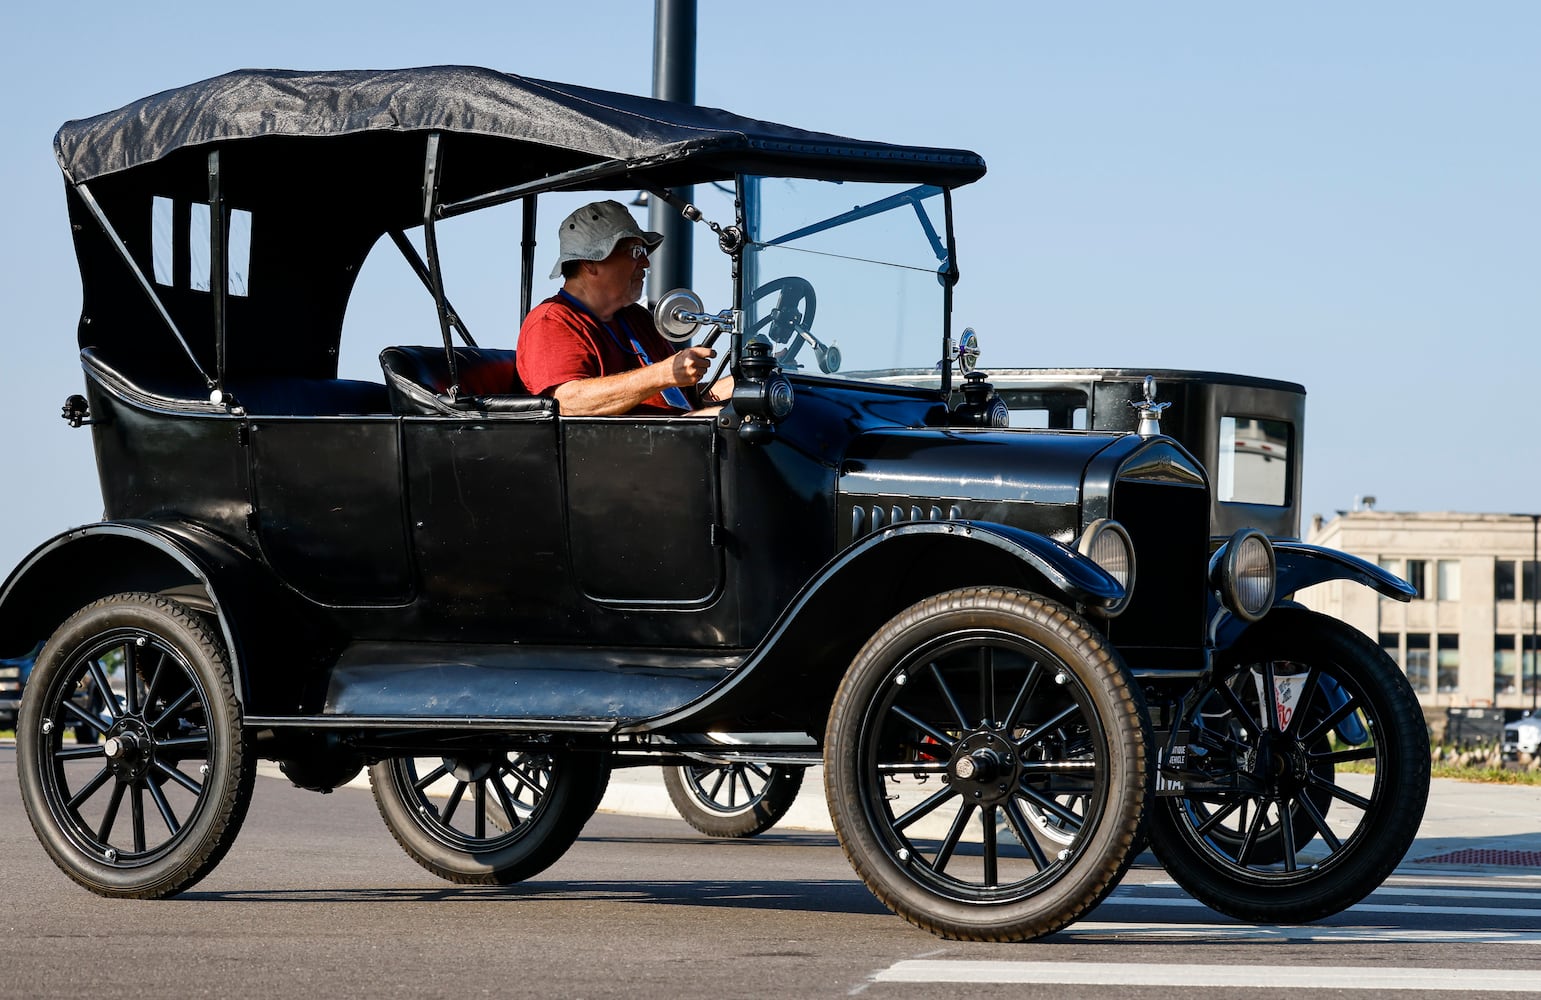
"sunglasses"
616,243,650,261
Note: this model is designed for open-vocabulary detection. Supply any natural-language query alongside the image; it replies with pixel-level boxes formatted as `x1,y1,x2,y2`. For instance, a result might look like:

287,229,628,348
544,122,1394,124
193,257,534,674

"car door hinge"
238,423,250,446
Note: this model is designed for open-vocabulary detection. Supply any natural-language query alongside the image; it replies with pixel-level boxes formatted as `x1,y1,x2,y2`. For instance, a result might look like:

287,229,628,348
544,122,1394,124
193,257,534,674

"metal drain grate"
1414,848,1541,867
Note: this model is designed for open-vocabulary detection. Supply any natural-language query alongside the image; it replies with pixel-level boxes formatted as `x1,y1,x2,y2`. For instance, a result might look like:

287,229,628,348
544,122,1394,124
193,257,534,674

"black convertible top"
55,66,986,190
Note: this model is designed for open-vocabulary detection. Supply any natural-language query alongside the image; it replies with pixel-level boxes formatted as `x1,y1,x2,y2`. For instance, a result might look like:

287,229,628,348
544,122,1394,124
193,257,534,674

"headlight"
1210,528,1277,622
1076,518,1135,617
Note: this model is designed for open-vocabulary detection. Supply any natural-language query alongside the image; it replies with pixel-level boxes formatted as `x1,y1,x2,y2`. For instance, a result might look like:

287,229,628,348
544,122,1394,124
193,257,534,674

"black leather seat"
379,346,556,417
81,347,389,415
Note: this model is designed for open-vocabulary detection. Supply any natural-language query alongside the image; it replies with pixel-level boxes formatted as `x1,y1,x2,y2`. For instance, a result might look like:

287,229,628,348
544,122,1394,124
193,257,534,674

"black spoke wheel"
15,593,252,898
825,588,1149,942
370,749,610,885
663,761,805,838
1150,607,1430,923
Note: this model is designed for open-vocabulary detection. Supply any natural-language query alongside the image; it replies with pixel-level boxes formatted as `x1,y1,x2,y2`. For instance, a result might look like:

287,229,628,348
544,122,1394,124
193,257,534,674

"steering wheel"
749,276,837,373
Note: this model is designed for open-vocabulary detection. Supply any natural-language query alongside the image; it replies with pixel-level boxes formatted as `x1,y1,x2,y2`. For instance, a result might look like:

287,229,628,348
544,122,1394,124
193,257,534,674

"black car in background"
1,67,1427,941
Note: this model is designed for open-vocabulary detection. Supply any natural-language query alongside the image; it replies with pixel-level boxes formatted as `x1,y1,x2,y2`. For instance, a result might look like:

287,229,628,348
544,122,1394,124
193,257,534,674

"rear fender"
0,521,336,712
630,520,1125,734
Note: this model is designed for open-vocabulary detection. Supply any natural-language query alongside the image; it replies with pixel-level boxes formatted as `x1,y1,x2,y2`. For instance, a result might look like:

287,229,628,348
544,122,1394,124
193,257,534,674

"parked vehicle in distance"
1502,712,1541,760
2,67,1428,941
0,646,34,730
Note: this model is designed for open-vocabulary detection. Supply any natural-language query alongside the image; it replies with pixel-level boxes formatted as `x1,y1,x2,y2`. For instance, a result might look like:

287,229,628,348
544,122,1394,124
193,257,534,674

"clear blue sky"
1,2,1536,573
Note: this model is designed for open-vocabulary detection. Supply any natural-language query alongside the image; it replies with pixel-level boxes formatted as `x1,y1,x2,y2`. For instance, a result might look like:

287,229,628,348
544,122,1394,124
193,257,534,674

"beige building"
1299,510,1539,709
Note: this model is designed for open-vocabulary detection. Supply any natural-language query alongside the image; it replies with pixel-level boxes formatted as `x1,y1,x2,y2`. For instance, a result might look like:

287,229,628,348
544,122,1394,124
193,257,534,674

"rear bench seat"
80,347,389,416
378,345,556,417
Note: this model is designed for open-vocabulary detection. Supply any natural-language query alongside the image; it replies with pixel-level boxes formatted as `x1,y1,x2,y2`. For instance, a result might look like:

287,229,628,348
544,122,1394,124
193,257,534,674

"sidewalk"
597,766,1541,872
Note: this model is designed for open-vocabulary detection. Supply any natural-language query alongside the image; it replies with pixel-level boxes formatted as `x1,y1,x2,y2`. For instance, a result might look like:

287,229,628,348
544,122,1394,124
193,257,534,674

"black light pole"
1531,514,1539,712
647,0,696,304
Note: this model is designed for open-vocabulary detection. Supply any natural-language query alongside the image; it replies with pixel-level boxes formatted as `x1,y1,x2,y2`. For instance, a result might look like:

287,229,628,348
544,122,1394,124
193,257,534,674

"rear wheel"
825,587,1149,941
1150,608,1429,922
370,749,609,884
663,762,805,838
16,593,252,898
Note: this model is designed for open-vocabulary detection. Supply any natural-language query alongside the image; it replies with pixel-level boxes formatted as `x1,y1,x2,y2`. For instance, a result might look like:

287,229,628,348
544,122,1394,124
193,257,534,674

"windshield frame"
735,174,959,396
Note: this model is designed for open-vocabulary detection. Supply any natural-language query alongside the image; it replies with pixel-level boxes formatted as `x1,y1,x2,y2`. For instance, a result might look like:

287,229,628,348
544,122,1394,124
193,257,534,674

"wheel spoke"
747,762,774,782
54,742,108,761
979,645,995,728
413,761,451,793
131,782,147,853
67,765,114,811
1284,666,1322,736
1299,696,1362,747
1003,800,1051,869
86,656,119,723
98,779,126,843
892,783,960,832
1279,795,1300,872
1313,745,1376,766
473,780,487,839
1234,797,1269,865
123,641,140,716
1003,660,1042,732
877,761,949,775
1193,797,1244,836
1217,676,1263,737
491,772,524,828
1297,789,1343,851
60,700,111,738
141,650,167,712
1018,759,1097,774
706,766,730,801
1261,660,1282,732
736,766,756,805
1013,701,1080,747
441,781,470,825
981,806,999,885
155,735,210,759
932,801,975,874
146,775,181,837
149,687,196,730
890,704,959,752
152,760,203,796
927,662,971,732
1015,785,1084,830
1311,773,1372,811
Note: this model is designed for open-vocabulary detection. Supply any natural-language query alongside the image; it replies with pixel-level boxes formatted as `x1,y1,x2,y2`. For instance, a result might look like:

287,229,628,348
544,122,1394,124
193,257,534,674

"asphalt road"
3,746,1540,999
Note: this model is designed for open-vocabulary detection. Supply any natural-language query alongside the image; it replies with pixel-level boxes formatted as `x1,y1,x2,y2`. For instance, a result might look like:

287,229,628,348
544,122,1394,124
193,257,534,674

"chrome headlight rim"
1076,517,1135,618
1210,527,1277,622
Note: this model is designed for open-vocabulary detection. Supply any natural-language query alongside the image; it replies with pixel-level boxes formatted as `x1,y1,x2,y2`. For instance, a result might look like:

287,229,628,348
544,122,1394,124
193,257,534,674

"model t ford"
4,67,1427,941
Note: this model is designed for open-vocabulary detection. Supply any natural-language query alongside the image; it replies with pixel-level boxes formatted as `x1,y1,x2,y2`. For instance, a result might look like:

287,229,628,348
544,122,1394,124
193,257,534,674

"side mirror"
653,288,705,343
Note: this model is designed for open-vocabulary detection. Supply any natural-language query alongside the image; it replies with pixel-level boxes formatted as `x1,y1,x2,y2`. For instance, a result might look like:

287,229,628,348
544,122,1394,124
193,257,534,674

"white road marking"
871,961,1541,990
1057,921,1541,944
1102,893,1541,920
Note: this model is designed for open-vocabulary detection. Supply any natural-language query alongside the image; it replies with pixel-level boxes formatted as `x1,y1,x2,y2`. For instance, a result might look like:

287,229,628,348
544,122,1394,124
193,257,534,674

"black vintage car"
3,67,1428,941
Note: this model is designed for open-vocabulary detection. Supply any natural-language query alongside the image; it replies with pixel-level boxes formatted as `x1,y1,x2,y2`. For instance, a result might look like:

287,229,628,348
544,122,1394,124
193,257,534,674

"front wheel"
825,587,1150,942
16,593,253,898
663,762,805,838
370,749,609,884
1149,607,1430,922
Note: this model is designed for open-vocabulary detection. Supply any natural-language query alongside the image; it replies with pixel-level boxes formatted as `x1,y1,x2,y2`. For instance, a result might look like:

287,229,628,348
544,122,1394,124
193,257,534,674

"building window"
1404,560,1427,599
1526,635,1539,696
1379,632,1400,668
1405,633,1430,693
1379,559,1401,601
1495,635,1517,695
1436,634,1459,693
1496,561,1516,601
1436,560,1460,601
1525,561,1540,602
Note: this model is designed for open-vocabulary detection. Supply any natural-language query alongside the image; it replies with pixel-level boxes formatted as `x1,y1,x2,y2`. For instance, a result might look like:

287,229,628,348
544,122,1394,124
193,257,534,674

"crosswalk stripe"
871,961,1541,989
1101,893,1541,920
1059,921,1541,944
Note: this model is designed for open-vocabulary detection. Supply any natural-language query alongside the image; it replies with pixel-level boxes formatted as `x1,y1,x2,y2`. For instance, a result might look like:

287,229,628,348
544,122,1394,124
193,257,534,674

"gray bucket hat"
550,199,664,279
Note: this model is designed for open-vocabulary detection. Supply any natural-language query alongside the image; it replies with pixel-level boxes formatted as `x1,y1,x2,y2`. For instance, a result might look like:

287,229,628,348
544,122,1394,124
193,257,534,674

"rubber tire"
370,750,610,885
663,763,806,838
1150,607,1430,923
825,587,1150,942
16,593,253,898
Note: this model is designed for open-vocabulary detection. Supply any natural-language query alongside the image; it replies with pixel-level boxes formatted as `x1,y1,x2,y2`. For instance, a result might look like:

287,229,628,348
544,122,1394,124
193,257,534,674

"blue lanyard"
558,291,690,410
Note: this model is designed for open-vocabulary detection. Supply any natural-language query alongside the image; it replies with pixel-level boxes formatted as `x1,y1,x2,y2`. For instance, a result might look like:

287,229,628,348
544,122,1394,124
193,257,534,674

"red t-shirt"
516,294,688,415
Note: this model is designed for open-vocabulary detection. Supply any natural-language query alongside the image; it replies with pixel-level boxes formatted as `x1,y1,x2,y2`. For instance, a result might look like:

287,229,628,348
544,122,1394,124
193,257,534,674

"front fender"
628,520,1124,734
1274,541,1416,602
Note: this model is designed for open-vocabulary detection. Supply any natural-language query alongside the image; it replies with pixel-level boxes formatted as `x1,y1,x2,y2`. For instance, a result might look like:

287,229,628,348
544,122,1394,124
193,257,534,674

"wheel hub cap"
950,732,1018,804
104,720,153,780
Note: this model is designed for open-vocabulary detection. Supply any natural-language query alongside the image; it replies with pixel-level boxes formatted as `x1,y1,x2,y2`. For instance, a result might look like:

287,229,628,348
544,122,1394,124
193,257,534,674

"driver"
516,200,729,416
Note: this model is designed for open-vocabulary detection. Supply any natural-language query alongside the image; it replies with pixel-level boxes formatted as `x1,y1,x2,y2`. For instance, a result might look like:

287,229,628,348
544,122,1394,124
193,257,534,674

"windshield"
742,177,950,383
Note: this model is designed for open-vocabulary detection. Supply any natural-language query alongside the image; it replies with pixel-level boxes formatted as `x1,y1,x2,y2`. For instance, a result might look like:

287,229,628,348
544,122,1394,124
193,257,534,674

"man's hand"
668,346,717,387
